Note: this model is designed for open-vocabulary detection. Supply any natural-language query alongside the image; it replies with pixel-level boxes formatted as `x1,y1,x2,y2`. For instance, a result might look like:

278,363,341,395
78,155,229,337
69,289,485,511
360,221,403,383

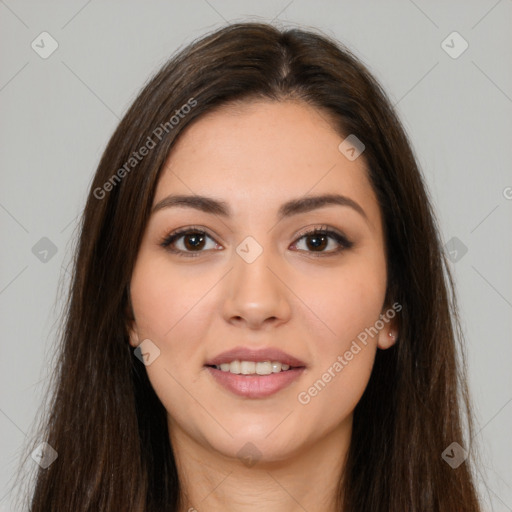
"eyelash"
159,224,353,258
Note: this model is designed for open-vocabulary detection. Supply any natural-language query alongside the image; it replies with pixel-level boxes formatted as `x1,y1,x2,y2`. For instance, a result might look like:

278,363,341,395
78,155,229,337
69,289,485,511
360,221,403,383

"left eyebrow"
276,193,368,223
151,193,369,223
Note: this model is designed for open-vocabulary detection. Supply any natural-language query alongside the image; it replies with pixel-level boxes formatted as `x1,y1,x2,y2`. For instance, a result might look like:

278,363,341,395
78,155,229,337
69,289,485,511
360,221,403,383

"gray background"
1,1,511,510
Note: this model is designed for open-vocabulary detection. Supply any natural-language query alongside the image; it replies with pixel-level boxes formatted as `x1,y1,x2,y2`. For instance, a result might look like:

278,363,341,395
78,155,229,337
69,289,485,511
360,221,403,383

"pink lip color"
205,366,305,399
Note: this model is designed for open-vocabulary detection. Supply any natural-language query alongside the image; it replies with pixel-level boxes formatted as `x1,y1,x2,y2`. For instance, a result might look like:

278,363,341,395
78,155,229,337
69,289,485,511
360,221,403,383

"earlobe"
125,284,139,348
377,329,398,350
127,324,140,348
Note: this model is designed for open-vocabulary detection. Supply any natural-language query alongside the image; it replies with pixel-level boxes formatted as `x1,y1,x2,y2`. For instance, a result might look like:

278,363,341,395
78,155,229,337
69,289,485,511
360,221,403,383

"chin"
201,421,306,464
213,436,302,466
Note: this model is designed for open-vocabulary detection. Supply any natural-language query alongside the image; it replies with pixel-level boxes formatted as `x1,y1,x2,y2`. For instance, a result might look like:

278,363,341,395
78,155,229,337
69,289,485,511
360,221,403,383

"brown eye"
304,233,329,251
292,227,353,256
181,232,207,251
160,228,220,257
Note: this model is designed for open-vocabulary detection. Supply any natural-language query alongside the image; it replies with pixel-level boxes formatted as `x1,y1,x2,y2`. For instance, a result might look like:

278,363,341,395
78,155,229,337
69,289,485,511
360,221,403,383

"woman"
21,22,483,511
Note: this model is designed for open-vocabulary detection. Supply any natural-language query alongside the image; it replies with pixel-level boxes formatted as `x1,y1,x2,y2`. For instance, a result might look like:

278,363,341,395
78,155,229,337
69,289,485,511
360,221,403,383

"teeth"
240,361,255,374
215,360,292,375
256,361,272,375
228,360,240,374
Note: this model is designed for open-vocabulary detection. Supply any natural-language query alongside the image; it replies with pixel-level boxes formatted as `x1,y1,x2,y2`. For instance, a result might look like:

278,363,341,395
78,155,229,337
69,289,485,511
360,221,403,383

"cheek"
297,255,387,353
129,252,219,426
295,343,376,436
291,255,385,414
129,248,225,372
129,250,217,345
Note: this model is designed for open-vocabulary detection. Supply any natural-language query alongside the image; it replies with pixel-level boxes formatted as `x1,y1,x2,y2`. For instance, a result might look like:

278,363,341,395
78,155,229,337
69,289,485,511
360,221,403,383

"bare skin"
128,99,398,512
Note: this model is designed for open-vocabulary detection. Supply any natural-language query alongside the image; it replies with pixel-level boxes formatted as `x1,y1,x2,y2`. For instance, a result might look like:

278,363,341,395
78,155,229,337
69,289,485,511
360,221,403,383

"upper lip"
205,347,306,367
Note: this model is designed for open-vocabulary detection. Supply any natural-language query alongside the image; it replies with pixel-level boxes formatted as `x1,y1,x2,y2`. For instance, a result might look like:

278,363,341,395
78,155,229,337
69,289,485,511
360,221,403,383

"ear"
125,283,139,348
376,311,399,350
127,322,140,348
377,326,397,350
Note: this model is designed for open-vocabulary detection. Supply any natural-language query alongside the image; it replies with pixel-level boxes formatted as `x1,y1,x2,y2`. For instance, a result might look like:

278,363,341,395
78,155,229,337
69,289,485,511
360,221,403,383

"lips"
204,346,307,398
206,366,305,398
204,346,307,368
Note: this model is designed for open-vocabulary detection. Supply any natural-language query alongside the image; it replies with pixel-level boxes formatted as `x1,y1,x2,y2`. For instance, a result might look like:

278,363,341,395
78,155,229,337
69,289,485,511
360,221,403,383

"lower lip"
205,366,305,398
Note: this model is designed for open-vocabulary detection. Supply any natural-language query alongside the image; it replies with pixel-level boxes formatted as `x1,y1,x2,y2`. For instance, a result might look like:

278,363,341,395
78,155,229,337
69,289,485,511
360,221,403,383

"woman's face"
128,100,396,464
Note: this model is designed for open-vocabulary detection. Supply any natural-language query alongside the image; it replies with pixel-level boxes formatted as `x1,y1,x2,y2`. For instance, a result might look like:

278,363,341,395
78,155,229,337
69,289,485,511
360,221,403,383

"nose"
222,245,292,330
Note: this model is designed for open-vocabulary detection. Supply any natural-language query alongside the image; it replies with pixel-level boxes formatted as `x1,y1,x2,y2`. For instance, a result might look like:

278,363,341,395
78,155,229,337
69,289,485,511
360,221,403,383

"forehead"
155,100,381,230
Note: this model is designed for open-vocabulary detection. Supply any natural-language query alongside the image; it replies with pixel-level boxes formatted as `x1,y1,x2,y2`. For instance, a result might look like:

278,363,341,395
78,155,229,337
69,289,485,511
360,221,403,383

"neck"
170,418,351,512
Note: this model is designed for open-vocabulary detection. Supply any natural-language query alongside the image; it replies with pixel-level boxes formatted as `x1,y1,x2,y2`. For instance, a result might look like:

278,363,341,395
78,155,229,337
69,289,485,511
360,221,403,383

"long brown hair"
15,21,483,511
